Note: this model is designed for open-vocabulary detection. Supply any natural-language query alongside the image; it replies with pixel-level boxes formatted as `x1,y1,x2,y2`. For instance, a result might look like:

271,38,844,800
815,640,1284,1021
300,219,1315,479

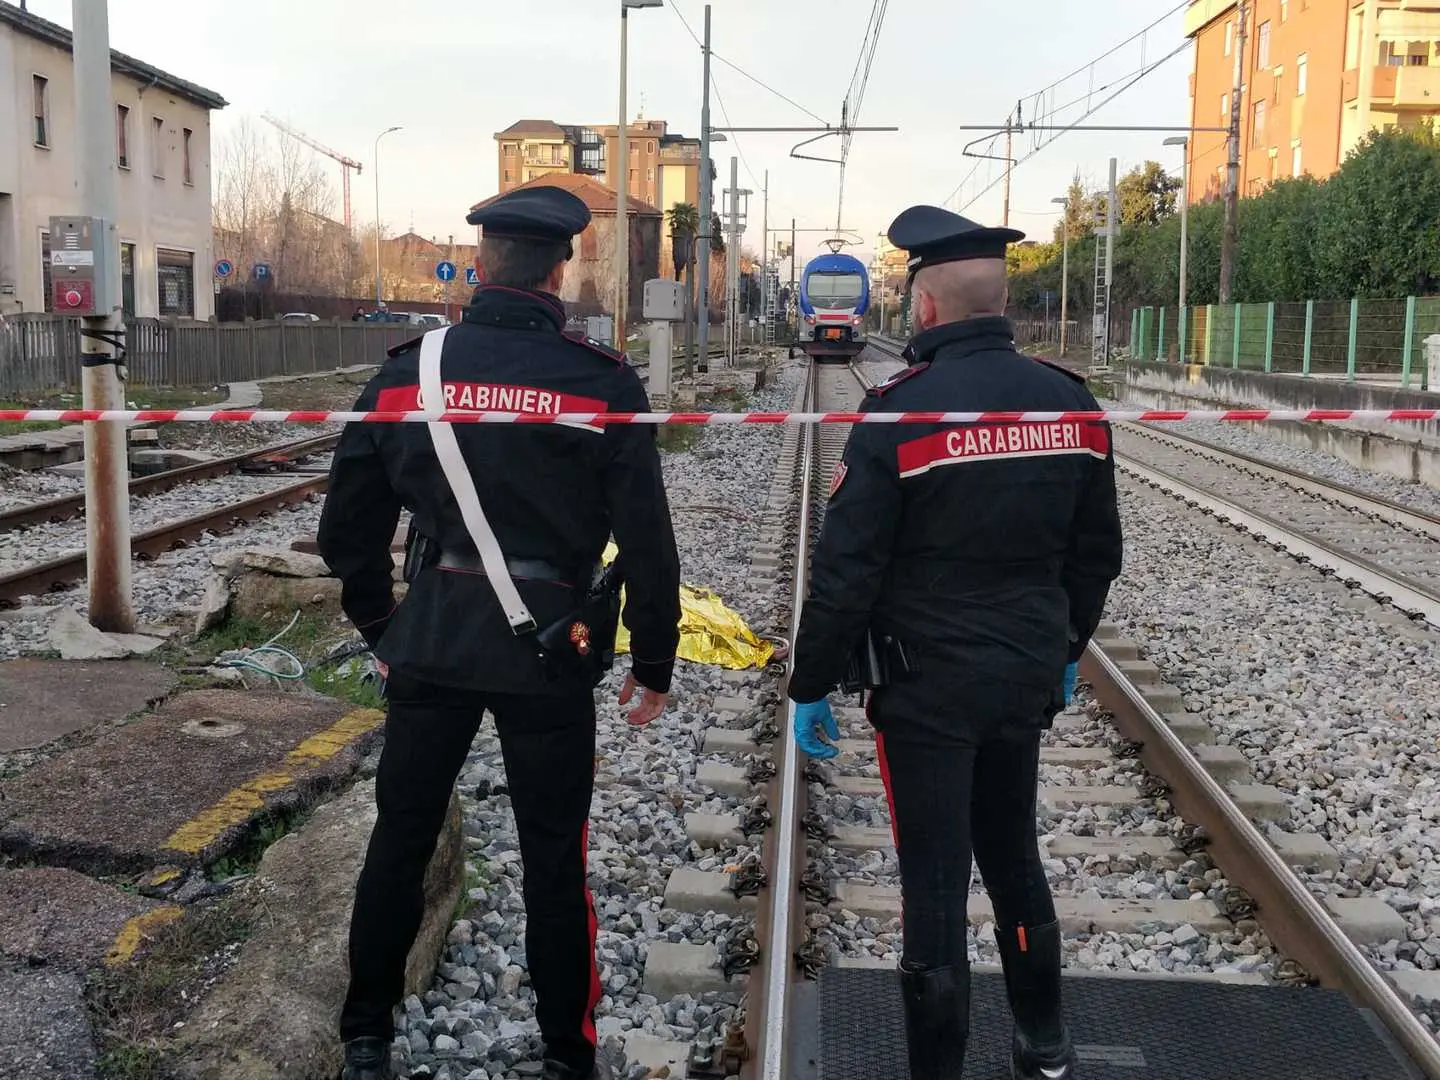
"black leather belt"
437,552,574,586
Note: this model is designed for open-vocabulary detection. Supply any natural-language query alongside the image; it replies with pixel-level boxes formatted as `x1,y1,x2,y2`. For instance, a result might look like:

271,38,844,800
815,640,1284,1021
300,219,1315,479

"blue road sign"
253,262,271,281
214,259,234,279
465,267,480,287
436,260,457,282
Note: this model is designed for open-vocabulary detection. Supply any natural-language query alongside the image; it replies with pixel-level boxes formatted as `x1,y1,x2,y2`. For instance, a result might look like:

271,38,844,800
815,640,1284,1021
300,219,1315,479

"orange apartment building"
1186,0,1440,204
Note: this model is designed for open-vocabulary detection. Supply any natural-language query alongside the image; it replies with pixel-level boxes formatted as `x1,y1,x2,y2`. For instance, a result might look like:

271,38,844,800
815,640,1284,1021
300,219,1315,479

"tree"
1116,161,1182,229
212,117,357,301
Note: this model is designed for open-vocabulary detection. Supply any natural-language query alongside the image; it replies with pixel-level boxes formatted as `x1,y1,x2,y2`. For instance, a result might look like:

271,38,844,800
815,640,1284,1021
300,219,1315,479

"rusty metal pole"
74,0,134,633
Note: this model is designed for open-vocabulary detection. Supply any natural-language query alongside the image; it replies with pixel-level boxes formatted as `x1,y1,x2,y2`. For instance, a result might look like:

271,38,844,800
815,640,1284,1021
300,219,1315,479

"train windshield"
808,272,863,307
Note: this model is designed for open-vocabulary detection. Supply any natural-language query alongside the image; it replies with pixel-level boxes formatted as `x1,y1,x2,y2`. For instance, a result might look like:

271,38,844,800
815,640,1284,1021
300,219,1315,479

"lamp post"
616,0,663,351
1164,135,1190,362
373,125,402,308
1050,195,1070,358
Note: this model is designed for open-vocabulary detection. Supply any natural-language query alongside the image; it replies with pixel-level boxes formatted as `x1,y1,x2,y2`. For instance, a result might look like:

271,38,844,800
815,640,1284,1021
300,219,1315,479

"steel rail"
1081,642,1440,1078
1121,421,1440,542
1117,455,1440,628
0,432,340,533
0,474,328,604
748,363,818,1080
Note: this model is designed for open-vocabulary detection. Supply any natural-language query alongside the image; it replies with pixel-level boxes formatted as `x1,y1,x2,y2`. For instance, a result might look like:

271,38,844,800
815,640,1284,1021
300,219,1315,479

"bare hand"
619,673,668,727
375,659,390,679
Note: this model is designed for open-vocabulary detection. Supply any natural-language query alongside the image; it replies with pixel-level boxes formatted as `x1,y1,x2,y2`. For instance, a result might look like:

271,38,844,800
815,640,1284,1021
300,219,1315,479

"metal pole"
1003,115,1014,228
790,218,797,341
616,6,630,350
696,4,712,373
1179,154,1189,360
1219,0,1248,304
762,169,768,346
1060,218,1069,358
73,0,133,633
1105,157,1117,353
726,157,738,367
373,126,400,307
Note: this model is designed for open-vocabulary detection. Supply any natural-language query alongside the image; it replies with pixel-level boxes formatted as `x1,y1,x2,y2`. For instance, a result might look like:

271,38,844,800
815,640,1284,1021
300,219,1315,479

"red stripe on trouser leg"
580,818,603,1049
874,728,899,851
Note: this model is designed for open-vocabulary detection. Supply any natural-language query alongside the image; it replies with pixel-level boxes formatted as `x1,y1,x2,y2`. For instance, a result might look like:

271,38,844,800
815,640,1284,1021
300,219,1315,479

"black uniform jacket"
317,286,682,696
787,316,1124,732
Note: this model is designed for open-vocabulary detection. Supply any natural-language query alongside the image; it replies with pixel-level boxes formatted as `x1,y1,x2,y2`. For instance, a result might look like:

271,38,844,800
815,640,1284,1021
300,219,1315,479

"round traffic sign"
435,260,457,282
214,259,234,279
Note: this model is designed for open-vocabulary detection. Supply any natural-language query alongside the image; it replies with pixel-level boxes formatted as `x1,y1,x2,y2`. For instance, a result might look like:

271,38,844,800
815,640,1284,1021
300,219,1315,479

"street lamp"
373,125,402,308
616,0,664,350
1051,195,1070,358
1164,135,1190,363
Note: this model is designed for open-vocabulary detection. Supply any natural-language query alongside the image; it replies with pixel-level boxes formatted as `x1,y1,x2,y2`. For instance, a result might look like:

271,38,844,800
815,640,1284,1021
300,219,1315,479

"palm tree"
667,203,700,377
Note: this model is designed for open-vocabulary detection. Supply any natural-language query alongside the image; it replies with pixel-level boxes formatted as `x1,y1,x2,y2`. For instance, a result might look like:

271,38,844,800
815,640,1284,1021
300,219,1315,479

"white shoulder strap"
418,327,537,633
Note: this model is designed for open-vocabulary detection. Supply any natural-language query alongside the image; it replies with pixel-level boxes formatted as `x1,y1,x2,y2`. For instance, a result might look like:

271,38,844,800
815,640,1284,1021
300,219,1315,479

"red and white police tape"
0,407,1438,426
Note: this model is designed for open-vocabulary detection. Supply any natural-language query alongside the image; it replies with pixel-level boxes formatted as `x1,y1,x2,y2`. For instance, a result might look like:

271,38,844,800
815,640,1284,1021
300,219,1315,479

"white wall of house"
0,22,219,320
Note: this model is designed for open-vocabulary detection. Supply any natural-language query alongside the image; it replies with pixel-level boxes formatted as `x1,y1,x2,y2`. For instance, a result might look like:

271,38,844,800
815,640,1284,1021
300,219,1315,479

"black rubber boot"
341,1036,396,1080
899,960,970,1080
995,921,1076,1080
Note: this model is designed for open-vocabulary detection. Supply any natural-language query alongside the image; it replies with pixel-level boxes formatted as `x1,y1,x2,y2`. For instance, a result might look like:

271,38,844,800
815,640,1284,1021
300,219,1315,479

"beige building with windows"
1186,0,1440,203
0,1,227,320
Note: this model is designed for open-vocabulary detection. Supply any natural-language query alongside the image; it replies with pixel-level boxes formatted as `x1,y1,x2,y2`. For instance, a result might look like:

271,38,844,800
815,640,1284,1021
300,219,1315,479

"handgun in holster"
402,520,437,583
534,559,625,685
838,629,919,695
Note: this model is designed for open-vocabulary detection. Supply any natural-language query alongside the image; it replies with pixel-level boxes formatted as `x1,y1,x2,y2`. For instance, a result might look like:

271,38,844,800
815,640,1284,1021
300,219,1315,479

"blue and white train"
797,252,870,362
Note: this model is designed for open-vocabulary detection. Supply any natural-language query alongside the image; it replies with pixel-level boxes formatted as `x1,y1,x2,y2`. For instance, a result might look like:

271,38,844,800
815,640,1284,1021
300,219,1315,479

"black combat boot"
995,921,1076,1080
899,959,970,1080
341,1036,396,1080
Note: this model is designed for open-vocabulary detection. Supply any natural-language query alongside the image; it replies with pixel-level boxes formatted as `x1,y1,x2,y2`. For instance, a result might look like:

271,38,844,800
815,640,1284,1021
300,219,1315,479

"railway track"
0,433,339,534
0,434,338,605
832,340,1440,1075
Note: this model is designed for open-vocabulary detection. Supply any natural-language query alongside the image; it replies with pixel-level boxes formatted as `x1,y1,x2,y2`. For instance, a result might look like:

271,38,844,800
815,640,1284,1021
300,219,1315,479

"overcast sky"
24,0,1192,265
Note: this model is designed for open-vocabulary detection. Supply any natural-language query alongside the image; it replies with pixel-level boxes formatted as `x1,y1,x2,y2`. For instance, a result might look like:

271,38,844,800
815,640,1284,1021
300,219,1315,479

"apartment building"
0,1,227,319
493,116,706,279
1186,0,1440,202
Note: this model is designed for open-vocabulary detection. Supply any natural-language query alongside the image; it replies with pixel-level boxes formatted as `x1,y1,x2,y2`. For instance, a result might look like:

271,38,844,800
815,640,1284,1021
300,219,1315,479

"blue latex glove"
794,699,840,759
1062,662,1078,705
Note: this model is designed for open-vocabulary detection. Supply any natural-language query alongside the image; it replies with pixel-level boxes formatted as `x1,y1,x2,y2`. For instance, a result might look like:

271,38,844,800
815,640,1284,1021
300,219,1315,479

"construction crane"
261,113,362,231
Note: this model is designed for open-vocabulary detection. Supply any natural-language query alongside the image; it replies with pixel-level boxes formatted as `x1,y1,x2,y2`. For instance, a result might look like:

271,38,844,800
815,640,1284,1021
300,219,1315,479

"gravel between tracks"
391,362,800,1080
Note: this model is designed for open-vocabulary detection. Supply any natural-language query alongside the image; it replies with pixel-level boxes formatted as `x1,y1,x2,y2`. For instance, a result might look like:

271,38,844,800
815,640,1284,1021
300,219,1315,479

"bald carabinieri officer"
787,206,1123,1079
319,184,682,1080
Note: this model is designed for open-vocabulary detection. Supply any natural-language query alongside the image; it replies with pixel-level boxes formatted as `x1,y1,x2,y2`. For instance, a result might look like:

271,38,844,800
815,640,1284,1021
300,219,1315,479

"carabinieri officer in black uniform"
319,184,682,1080
787,206,1123,1079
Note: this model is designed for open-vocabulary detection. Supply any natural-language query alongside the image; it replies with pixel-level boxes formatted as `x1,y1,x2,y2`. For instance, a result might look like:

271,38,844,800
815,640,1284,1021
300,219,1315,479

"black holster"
839,629,919,695
402,520,437,582
533,560,624,687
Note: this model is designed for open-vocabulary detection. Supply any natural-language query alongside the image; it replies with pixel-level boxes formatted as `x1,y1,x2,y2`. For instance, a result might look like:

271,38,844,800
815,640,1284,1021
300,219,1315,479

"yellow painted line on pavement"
160,708,384,858
105,905,184,966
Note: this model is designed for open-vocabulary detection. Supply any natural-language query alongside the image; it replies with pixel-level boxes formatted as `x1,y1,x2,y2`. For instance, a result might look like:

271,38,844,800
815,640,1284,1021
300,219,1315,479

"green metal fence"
1128,297,1440,389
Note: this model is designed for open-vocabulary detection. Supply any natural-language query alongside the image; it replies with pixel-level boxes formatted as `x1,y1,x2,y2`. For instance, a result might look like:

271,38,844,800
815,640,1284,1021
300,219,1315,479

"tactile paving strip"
817,967,1420,1079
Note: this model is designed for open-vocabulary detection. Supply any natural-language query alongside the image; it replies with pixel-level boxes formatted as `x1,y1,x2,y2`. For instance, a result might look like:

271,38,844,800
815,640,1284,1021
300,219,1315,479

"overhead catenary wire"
836,0,890,232
670,4,825,123
955,39,1192,215
944,3,1190,211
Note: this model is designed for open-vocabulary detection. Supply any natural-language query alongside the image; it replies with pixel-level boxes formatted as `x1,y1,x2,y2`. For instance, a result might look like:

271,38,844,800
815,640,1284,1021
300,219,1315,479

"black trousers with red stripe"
340,673,602,1072
873,701,1057,971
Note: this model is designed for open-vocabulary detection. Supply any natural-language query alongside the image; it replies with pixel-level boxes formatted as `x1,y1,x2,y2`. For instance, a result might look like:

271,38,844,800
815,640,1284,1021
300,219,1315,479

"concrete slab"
0,867,177,970
0,690,384,875
0,962,98,1080
0,658,178,753
624,1034,691,1079
168,780,464,1080
641,942,738,998
832,883,1230,934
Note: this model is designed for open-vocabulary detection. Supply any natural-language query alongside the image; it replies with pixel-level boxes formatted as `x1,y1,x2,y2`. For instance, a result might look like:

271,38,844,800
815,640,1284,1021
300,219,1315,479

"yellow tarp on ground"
602,542,776,671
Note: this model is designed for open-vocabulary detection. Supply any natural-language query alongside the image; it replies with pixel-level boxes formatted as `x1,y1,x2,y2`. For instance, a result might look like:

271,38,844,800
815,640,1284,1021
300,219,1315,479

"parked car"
280,312,321,322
